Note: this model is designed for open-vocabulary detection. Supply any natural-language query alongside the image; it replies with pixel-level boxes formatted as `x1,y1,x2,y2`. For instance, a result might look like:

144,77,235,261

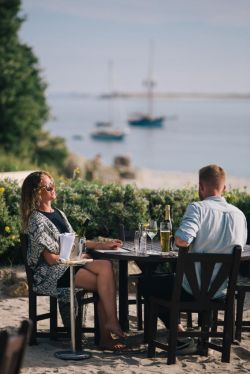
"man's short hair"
199,164,226,189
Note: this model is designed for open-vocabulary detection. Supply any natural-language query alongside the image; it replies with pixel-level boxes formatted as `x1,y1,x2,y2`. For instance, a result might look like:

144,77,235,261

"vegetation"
0,0,68,172
0,178,249,264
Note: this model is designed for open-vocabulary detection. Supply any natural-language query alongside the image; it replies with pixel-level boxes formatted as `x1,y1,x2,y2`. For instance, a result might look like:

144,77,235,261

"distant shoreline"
48,91,250,100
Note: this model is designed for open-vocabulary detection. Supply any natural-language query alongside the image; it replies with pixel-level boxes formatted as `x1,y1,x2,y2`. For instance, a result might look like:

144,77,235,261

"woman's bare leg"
96,299,126,349
75,260,124,338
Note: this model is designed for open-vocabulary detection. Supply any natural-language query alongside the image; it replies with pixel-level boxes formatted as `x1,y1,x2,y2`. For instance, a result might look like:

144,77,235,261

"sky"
19,0,250,95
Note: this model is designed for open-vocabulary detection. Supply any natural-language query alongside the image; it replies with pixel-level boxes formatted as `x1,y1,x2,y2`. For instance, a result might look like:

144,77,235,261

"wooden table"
89,244,250,332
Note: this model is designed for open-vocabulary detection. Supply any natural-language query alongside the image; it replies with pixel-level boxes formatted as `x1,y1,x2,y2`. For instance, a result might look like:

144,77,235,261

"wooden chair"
147,246,242,365
0,319,32,374
235,281,250,341
20,234,99,348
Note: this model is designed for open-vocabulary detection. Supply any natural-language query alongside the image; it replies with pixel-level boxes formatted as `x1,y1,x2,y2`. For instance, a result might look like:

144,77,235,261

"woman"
21,170,126,350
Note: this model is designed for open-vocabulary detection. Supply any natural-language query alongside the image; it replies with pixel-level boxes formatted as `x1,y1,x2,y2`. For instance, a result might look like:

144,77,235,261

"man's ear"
199,181,204,192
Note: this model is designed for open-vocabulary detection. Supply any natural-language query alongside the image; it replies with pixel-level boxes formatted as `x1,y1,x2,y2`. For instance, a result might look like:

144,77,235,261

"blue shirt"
175,196,248,297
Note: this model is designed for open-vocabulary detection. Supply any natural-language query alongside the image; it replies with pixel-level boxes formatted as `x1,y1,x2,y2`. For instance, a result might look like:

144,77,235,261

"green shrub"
0,181,21,263
0,178,249,264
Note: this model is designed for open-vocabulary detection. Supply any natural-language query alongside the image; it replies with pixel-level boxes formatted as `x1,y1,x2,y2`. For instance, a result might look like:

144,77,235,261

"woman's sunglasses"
40,182,55,192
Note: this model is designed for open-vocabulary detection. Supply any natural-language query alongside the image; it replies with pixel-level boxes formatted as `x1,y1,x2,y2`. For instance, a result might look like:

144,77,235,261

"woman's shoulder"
28,210,49,230
29,210,44,222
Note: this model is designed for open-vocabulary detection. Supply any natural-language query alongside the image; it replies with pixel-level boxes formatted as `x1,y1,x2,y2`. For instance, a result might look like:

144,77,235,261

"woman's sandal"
99,341,134,353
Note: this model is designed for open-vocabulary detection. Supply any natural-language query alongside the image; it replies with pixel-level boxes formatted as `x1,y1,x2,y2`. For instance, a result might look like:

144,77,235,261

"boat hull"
128,116,164,127
91,133,125,141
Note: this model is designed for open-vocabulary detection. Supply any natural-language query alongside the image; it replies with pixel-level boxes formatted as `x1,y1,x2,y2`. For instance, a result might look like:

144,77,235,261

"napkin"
59,233,75,260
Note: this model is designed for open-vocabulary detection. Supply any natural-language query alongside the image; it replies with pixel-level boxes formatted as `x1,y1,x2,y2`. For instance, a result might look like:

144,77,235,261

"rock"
4,280,28,297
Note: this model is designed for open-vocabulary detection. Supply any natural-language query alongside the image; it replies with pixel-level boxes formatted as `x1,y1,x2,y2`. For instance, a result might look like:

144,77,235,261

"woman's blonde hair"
20,170,53,230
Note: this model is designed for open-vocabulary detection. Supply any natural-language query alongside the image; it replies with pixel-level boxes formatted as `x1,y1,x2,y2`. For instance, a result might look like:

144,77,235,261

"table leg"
142,264,155,343
119,260,129,332
54,266,91,361
70,265,76,352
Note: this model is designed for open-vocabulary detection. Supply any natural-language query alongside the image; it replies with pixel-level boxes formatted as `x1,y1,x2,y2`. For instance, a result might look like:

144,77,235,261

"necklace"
39,207,54,213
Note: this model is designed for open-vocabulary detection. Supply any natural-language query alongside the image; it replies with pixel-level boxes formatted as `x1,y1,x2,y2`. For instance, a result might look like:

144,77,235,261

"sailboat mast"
108,59,114,124
144,41,155,118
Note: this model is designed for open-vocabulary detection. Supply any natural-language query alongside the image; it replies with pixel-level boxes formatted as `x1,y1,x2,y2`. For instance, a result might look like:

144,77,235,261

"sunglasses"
40,182,55,192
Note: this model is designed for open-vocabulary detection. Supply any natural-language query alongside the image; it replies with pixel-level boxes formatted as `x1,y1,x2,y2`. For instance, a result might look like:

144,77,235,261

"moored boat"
128,42,165,128
91,128,125,141
128,114,164,127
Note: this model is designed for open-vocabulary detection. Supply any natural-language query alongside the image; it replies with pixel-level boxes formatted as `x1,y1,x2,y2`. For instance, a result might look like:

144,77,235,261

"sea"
45,95,250,178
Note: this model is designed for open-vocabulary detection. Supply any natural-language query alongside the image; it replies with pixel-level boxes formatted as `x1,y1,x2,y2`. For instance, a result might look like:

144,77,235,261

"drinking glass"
160,222,171,252
146,220,158,253
134,230,140,254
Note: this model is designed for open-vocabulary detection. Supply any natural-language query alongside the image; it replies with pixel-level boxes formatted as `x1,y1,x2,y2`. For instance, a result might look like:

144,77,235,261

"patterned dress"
27,209,74,302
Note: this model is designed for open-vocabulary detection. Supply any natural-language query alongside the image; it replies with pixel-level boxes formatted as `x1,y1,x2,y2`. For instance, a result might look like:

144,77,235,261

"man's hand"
175,236,189,248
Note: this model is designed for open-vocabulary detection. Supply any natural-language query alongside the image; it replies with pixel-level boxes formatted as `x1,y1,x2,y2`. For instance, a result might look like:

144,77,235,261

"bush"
0,181,21,263
0,178,249,263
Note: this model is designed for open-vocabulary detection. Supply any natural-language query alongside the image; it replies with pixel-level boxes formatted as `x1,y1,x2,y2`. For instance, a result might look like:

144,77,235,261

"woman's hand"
102,239,123,250
42,249,60,265
86,239,123,250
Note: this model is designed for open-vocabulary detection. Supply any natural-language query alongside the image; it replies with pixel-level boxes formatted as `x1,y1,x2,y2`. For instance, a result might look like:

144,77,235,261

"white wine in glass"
146,220,158,252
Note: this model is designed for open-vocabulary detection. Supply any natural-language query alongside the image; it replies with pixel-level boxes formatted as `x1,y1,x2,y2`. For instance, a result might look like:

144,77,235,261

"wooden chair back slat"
147,245,242,364
0,320,32,374
174,247,241,305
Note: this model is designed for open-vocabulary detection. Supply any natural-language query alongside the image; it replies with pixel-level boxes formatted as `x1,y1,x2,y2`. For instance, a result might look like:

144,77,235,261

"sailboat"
128,43,165,128
91,61,126,141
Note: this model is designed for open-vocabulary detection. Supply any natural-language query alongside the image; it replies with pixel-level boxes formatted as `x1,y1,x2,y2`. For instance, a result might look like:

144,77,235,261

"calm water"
45,96,250,177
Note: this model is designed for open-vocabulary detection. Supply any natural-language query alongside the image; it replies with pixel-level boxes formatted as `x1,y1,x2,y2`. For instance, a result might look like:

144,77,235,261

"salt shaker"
139,231,147,255
78,236,86,259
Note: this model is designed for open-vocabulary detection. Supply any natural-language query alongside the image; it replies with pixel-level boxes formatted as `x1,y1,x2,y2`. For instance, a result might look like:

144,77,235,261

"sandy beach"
0,266,250,374
1,169,250,192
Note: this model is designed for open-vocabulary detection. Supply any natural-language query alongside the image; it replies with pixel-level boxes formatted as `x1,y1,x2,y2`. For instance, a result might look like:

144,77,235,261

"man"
175,164,247,298
175,164,247,253
142,164,247,334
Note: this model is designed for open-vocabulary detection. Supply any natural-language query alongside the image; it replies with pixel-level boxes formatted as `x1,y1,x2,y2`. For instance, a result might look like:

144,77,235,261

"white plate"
59,258,93,265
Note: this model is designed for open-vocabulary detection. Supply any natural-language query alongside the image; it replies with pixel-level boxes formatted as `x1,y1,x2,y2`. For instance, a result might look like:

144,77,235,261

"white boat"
91,61,127,141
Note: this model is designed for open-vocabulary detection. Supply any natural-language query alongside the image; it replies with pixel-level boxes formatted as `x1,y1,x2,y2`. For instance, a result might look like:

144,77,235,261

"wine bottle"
164,205,172,232
160,205,172,252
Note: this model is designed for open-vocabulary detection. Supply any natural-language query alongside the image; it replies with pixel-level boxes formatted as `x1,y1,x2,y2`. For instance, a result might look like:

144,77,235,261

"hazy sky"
19,0,250,94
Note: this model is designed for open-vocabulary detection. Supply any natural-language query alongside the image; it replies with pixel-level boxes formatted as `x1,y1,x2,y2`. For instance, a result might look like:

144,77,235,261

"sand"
0,266,250,374
1,169,250,192
125,168,250,192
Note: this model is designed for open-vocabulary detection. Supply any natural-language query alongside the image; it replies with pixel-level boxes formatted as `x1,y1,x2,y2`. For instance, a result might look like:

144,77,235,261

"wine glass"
146,220,158,253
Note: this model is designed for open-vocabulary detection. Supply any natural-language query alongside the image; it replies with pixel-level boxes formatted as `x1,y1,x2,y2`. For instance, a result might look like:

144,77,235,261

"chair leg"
211,310,219,333
147,302,158,358
143,298,150,342
29,292,37,345
94,293,100,346
136,282,143,331
167,312,179,365
186,312,193,328
197,312,210,356
50,297,58,341
75,301,83,351
235,289,246,342
222,307,234,362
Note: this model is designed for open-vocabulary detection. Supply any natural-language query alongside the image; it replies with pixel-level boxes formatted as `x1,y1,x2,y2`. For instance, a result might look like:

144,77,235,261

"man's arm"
174,203,201,248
